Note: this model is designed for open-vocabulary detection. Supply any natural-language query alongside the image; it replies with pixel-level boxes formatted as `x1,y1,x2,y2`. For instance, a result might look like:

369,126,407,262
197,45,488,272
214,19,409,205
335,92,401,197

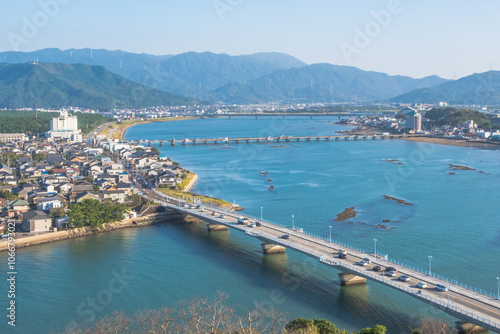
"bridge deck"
129,134,424,145
141,185,500,333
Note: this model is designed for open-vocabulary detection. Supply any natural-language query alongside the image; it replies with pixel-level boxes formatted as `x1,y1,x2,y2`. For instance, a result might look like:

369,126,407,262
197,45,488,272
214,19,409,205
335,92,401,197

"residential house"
103,190,126,203
36,197,64,212
75,191,101,203
7,199,30,213
22,210,52,232
116,182,133,195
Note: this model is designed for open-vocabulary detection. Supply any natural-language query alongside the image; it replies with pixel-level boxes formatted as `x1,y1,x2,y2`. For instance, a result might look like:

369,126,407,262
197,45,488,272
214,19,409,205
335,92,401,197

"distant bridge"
129,134,425,147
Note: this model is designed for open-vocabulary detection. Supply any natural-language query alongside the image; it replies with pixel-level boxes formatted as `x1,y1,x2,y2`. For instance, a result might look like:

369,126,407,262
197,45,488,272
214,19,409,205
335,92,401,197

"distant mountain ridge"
0,48,462,104
388,71,500,105
0,48,307,98
0,62,200,109
208,63,449,104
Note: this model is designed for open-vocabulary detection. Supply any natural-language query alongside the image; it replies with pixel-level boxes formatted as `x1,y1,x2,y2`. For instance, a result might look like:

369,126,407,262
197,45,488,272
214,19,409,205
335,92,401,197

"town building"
47,110,82,142
0,133,27,143
405,112,422,132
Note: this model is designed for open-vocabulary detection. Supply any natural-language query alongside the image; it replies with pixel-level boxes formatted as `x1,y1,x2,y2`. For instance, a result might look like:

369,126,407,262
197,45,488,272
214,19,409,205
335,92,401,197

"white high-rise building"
50,110,78,132
47,111,82,142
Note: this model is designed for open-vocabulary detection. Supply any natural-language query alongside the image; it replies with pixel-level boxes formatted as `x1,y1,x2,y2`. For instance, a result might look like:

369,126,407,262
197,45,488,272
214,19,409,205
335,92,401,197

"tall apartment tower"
405,111,422,132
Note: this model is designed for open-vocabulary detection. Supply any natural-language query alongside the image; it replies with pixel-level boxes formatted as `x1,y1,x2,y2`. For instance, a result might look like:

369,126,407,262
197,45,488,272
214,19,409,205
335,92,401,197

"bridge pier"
261,243,286,254
338,273,367,286
171,140,176,146
372,136,377,140
148,141,151,147
335,137,339,141
455,321,488,334
159,141,163,147
207,224,228,232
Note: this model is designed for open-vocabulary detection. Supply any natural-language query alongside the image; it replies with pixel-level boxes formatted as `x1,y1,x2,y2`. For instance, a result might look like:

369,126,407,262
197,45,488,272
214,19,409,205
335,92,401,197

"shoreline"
0,212,184,252
119,116,201,141
183,173,199,192
399,136,500,150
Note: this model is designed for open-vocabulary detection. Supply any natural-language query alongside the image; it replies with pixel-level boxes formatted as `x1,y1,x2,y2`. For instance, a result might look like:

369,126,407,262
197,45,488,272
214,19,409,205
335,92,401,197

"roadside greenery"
67,199,129,229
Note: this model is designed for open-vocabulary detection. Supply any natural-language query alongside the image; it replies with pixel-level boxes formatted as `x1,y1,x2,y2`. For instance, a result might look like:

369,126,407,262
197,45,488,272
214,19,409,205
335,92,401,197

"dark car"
385,267,398,272
338,253,347,259
281,234,290,239
373,265,382,272
255,222,262,227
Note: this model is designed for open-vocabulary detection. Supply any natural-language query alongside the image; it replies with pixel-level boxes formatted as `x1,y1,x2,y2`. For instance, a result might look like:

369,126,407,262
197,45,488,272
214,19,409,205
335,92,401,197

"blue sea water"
2,116,499,333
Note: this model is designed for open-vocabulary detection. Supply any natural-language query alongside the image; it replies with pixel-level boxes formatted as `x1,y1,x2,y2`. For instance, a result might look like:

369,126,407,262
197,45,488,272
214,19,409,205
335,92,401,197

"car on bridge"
363,258,371,264
255,222,261,227
417,282,427,289
398,275,411,282
385,267,398,273
385,271,397,277
219,214,225,218
435,284,448,292
373,266,382,272
357,260,368,266
281,234,290,239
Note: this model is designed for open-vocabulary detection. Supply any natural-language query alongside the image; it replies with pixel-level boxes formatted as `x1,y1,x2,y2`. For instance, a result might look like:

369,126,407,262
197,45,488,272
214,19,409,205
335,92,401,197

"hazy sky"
1,0,498,79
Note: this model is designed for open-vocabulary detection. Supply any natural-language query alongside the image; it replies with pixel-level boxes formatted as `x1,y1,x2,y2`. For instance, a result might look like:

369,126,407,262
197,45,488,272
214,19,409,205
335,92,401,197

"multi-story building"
0,133,27,143
405,112,422,132
47,110,82,142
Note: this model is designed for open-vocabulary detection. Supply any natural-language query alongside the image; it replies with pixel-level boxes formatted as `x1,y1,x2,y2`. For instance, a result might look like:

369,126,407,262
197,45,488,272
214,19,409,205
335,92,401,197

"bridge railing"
154,190,499,301
384,257,500,300
319,259,500,330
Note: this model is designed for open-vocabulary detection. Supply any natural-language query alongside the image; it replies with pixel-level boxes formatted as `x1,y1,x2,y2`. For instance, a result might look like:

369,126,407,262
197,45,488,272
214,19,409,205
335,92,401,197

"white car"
385,271,397,277
398,275,410,282
358,260,368,266
435,284,448,292
417,282,427,289
363,258,371,264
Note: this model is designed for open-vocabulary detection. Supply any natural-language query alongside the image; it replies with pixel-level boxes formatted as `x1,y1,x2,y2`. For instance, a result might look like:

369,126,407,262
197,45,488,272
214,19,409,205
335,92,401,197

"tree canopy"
424,107,491,129
67,199,129,229
0,110,110,135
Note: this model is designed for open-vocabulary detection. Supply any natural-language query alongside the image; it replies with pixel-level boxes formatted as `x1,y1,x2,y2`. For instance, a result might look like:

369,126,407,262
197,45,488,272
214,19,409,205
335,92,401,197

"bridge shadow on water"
155,221,456,333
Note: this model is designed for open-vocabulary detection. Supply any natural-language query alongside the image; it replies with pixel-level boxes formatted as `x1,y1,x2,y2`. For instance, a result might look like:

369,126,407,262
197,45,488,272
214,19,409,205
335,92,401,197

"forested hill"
0,62,201,109
0,110,110,135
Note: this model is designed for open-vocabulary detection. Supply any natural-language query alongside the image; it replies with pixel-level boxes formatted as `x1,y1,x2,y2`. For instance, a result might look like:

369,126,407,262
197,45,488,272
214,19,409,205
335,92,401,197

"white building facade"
47,111,82,142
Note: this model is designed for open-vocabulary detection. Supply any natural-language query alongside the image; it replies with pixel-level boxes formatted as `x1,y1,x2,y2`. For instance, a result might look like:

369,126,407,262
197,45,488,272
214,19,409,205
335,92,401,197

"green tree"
50,208,66,219
313,319,340,334
0,190,17,200
286,318,318,334
357,325,387,334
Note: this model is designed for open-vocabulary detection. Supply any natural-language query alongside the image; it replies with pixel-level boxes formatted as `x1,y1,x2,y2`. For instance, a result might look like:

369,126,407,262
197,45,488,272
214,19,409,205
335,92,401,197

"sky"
0,0,499,79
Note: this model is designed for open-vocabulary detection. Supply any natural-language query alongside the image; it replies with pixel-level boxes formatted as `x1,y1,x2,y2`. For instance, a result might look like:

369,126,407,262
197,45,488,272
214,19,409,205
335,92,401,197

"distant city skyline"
1,0,499,79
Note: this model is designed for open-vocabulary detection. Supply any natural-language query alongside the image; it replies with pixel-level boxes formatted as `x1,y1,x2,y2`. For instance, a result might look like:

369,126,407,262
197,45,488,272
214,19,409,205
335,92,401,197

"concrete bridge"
129,134,424,147
144,188,500,333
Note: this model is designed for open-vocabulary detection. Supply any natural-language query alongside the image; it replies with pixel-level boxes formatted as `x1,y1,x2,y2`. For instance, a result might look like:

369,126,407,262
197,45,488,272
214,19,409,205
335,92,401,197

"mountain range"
1,48,499,107
388,71,500,105
0,62,199,109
